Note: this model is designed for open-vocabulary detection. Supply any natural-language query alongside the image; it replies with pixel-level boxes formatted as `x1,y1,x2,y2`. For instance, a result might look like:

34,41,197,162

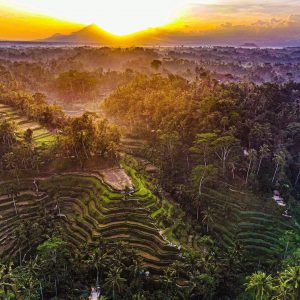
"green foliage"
245,266,300,300
57,112,120,167
151,59,162,71
245,271,274,300
55,70,98,100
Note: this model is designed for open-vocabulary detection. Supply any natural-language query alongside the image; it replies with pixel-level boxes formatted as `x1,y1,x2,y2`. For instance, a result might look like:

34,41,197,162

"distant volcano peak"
38,24,116,45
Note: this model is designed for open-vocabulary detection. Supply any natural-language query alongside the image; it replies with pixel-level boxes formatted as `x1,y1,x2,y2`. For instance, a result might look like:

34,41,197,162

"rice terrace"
0,0,300,299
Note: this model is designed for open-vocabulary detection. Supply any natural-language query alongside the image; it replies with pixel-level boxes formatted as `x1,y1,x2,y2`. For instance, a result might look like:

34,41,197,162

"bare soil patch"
100,167,133,191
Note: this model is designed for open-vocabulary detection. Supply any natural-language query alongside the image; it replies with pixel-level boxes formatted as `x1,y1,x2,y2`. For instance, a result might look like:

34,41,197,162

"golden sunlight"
4,0,210,35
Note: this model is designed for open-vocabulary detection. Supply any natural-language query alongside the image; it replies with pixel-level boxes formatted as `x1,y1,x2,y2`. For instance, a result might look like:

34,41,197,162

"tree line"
103,75,300,220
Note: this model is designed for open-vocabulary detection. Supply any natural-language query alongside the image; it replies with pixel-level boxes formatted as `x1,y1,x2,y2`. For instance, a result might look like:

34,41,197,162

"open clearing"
99,167,134,191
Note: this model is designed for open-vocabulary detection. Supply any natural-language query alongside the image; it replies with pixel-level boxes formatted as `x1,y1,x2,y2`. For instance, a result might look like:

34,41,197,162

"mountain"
38,24,300,47
38,24,186,46
38,24,116,45
241,42,259,48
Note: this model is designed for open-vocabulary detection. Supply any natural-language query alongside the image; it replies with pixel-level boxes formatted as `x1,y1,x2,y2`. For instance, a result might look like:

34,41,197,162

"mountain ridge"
37,24,300,47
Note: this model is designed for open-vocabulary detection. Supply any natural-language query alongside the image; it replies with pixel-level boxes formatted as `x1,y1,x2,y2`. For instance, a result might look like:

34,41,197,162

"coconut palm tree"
3,152,20,184
245,149,257,184
161,267,177,296
191,164,217,220
223,201,234,220
246,271,274,300
256,144,270,175
0,120,16,148
0,262,16,300
13,221,27,266
88,244,109,287
202,207,216,233
6,184,19,216
24,257,44,300
189,271,216,300
15,262,41,300
128,256,143,285
103,267,126,300
272,151,286,184
132,293,147,300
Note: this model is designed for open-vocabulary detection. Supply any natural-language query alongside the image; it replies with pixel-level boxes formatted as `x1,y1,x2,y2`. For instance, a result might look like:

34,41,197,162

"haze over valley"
0,1,299,300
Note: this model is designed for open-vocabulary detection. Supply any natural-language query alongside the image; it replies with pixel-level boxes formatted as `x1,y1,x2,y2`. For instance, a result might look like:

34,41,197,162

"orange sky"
0,5,82,40
0,0,299,43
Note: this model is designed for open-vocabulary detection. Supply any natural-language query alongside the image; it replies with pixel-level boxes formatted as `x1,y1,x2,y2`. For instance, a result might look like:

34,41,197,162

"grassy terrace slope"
0,172,180,271
201,185,295,267
0,103,55,145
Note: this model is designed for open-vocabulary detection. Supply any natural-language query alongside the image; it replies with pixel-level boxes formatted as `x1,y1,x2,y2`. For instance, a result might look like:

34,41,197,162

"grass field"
0,103,55,146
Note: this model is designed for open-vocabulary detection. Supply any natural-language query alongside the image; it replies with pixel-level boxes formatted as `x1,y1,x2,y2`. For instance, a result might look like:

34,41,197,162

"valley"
0,46,299,299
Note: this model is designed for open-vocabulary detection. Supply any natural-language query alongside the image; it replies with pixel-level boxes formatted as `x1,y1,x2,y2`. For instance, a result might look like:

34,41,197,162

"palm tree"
15,264,40,300
128,256,143,285
103,267,126,300
192,195,202,221
245,149,257,184
223,201,234,220
2,152,20,184
191,164,216,220
189,271,215,300
23,256,43,297
170,260,185,280
13,221,27,266
161,267,177,296
246,271,274,300
90,246,109,286
274,278,291,300
278,266,300,300
132,292,147,300
0,120,16,148
256,144,270,175
295,168,300,187
272,151,286,184
6,184,19,216
202,207,216,233
0,262,16,299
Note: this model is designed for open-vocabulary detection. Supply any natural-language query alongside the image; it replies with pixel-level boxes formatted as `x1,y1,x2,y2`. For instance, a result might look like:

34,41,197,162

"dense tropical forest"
0,46,299,299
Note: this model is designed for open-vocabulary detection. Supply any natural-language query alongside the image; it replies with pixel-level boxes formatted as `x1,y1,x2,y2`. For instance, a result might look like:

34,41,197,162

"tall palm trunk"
272,163,279,183
19,247,22,266
197,204,200,221
197,162,206,220
294,169,300,187
39,282,44,300
55,279,58,298
256,157,263,175
246,159,252,184
96,266,99,286
12,194,18,215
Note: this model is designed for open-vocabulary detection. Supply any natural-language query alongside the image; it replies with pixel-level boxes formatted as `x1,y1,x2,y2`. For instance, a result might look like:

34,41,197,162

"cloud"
181,0,300,20
289,14,300,23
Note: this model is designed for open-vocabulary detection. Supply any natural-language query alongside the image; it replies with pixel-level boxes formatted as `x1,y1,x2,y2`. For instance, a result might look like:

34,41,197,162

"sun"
5,0,197,35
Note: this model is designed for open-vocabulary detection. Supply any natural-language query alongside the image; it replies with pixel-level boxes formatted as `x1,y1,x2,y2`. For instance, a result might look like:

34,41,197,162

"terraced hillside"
0,172,180,271
0,103,55,145
201,185,295,267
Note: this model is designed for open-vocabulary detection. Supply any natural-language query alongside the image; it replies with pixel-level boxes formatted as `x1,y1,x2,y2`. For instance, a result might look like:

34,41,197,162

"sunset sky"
0,0,300,45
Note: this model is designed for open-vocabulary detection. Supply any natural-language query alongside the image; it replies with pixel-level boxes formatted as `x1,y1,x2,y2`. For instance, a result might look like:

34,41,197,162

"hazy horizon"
1,1,300,46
